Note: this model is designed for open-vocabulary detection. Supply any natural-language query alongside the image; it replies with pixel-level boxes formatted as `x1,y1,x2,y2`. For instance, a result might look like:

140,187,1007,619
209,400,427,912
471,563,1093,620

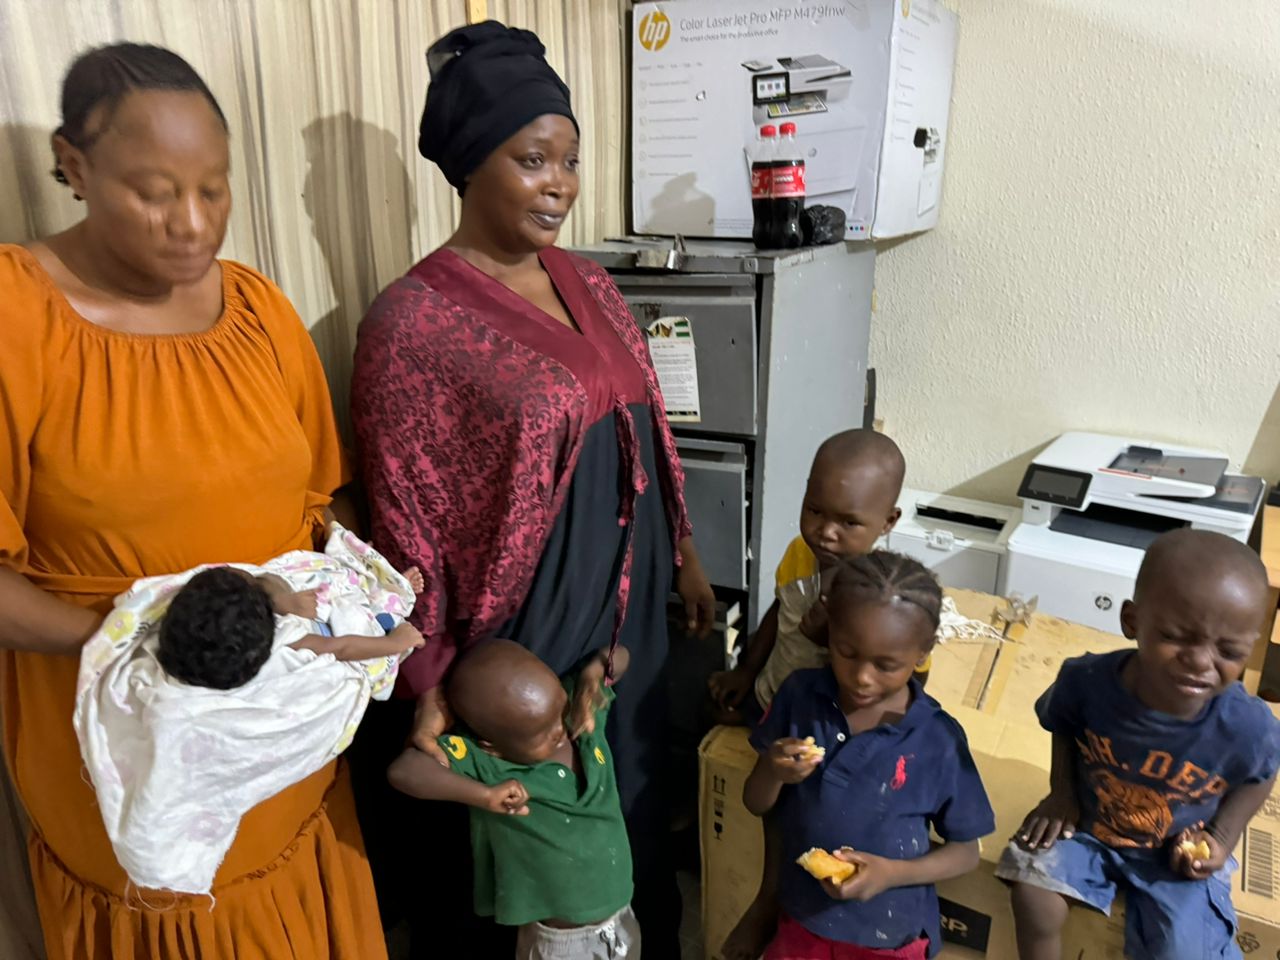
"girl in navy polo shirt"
743,551,995,959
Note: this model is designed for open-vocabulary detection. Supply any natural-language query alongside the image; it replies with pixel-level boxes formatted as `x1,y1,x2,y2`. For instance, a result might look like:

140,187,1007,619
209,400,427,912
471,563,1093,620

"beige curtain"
0,0,631,433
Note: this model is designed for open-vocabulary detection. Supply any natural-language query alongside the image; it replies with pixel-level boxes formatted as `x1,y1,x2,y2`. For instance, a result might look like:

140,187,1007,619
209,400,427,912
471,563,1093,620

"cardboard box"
631,0,958,241
700,724,766,960
698,590,1280,958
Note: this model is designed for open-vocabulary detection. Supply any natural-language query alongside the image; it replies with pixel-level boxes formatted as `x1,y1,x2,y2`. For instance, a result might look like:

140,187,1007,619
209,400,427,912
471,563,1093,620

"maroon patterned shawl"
350,247,691,694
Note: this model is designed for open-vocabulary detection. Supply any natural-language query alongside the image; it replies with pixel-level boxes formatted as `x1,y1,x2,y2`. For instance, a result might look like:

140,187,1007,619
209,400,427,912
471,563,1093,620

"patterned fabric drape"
0,0,631,433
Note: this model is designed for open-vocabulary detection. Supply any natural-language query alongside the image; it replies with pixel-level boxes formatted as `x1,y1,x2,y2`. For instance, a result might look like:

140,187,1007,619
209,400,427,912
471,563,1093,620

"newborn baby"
75,522,422,895
158,564,424,689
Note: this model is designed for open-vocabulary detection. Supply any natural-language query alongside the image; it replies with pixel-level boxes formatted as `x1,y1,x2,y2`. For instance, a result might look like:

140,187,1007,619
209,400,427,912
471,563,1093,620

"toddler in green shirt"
388,639,639,959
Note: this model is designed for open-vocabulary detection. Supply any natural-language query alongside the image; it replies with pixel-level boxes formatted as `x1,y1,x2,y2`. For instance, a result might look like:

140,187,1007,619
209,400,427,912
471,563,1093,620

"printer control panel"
1018,465,1091,509
753,72,790,104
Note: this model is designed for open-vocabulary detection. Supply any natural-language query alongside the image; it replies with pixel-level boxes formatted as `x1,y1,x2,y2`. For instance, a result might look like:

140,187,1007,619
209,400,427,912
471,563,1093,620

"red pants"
763,914,929,960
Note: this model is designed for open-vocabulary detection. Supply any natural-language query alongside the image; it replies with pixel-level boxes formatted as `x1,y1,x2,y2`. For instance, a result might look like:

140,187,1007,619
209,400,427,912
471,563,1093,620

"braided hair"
51,43,227,189
827,551,943,646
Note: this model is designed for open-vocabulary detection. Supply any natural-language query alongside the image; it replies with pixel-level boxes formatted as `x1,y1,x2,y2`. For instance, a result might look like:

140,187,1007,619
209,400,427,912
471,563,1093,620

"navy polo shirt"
751,669,994,955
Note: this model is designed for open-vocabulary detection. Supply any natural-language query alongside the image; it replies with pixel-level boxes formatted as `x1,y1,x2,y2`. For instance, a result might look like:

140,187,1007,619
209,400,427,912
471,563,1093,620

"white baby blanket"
74,523,413,894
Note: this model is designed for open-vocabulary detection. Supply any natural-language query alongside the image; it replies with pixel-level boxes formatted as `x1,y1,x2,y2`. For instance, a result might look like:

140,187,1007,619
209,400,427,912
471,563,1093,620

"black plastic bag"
801,205,846,245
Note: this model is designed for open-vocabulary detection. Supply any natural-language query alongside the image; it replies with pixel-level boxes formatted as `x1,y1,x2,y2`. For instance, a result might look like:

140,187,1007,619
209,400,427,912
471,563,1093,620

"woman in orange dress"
0,44,385,960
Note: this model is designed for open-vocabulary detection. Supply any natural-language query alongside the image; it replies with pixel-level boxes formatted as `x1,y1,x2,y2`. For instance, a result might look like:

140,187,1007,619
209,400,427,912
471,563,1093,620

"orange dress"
0,245,387,960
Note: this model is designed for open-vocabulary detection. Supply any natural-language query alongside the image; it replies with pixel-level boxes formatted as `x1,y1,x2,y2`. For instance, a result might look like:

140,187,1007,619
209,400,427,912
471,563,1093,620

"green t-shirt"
439,681,633,926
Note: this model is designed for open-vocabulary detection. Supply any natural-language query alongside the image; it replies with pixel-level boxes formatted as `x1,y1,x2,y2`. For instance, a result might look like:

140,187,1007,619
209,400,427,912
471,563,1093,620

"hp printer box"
631,0,958,241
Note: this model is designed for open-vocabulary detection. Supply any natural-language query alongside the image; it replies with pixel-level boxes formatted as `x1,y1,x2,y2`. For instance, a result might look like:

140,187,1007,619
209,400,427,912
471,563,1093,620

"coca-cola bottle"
750,124,779,248
773,122,805,249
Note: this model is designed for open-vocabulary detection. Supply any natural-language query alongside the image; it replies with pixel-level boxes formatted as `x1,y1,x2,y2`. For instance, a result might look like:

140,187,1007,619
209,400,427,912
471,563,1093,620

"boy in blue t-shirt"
744,551,994,959
998,529,1280,960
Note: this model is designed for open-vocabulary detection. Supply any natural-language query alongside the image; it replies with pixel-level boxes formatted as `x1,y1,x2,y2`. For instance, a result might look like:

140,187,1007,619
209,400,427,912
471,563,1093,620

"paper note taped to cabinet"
645,316,701,423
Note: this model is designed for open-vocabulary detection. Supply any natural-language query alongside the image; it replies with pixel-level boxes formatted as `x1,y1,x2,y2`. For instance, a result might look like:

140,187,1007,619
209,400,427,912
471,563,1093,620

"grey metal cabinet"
574,239,875,632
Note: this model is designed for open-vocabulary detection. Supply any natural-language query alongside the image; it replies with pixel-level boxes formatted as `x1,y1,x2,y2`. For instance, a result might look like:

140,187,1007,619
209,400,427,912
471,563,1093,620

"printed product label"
750,163,773,200
645,316,701,423
772,163,806,198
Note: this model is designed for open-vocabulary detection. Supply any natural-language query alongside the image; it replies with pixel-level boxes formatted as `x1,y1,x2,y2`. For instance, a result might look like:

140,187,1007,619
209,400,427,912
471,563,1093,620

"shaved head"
812,429,906,491
1135,529,1268,605
447,639,563,748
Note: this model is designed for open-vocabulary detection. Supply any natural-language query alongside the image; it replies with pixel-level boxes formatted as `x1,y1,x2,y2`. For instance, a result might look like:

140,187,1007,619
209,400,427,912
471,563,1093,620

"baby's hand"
403,566,425,594
821,848,901,902
766,737,824,784
275,587,320,620
1170,823,1227,880
389,622,426,654
486,779,530,816
1016,792,1080,850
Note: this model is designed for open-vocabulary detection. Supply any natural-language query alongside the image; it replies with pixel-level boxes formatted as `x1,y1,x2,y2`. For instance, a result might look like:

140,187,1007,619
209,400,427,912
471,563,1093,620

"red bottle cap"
780,122,797,136
760,124,778,137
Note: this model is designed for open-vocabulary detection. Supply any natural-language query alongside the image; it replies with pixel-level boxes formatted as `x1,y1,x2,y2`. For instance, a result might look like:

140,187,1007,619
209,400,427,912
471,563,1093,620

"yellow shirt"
753,536,931,709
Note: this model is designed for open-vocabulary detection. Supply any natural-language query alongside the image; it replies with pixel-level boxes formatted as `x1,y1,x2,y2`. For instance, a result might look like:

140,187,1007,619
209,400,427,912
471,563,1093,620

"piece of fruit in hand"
799,736,826,761
1179,838,1212,862
796,847,856,883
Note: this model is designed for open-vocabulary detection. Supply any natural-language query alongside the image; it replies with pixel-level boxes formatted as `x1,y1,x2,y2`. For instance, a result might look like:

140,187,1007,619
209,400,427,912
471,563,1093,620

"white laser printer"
1003,432,1266,633
878,488,1018,595
743,55,861,199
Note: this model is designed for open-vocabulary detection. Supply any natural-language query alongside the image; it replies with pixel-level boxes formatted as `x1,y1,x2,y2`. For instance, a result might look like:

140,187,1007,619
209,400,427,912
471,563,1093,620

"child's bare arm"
1209,775,1276,850
578,643,629,685
568,645,630,738
709,600,780,710
1171,773,1278,879
822,839,980,902
291,622,424,661
798,567,836,646
252,573,322,619
743,739,823,816
387,748,529,815
1017,732,1080,849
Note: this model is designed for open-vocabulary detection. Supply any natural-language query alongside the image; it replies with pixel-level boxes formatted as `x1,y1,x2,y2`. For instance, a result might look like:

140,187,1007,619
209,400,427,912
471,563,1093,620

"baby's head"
825,551,941,710
158,567,275,690
447,639,568,766
1121,529,1269,717
801,429,904,567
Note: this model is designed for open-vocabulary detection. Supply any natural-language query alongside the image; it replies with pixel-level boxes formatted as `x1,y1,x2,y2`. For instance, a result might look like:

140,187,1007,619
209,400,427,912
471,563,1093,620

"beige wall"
872,0,1280,503
0,0,629,435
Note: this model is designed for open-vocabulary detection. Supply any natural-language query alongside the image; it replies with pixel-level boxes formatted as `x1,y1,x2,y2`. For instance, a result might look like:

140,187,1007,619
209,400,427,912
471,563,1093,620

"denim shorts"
995,833,1239,960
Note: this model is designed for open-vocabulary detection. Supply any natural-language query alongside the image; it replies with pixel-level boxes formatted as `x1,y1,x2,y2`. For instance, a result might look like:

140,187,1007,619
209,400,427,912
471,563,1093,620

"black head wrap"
418,21,578,194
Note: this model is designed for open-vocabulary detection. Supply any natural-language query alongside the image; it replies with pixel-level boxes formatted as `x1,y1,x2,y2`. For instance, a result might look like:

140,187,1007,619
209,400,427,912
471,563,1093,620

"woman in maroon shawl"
349,21,716,958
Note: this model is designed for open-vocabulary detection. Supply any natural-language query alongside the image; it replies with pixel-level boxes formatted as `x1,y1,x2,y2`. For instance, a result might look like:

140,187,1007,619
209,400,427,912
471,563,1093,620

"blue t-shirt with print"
1037,650,1280,849
751,668,994,956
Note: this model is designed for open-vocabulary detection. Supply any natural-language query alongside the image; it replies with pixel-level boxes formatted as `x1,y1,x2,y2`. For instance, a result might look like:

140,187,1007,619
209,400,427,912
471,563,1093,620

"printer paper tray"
1049,504,1185,552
